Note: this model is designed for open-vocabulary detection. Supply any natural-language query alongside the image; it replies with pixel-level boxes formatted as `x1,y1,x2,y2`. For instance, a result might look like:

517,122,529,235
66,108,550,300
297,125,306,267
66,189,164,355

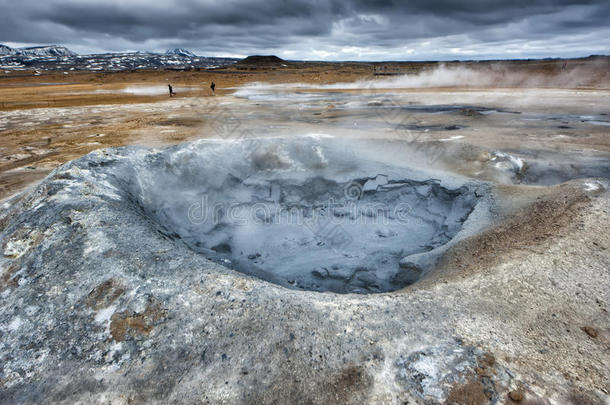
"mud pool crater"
125,137,482,293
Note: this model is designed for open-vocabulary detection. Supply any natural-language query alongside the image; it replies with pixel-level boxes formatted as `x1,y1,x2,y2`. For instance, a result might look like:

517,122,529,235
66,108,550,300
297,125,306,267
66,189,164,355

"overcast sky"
1,0,609,60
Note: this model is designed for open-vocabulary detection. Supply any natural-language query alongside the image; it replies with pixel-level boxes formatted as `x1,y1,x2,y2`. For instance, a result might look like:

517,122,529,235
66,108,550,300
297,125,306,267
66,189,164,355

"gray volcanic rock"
0,137,608,404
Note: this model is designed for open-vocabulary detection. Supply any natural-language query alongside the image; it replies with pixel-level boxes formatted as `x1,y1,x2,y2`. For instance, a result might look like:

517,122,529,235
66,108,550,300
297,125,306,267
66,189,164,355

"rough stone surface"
0,138,608,404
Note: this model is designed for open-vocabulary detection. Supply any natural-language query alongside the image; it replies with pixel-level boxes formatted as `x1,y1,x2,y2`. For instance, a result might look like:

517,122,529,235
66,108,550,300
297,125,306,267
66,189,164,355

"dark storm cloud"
1,0,609,60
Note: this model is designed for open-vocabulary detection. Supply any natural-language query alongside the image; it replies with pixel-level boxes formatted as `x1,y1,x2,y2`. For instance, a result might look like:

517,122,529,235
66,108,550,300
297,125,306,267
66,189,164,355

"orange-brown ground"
0,57,608,199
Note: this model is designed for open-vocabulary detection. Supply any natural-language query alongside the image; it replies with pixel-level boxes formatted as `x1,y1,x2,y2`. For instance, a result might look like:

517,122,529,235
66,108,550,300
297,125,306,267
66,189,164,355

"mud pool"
125,138,485,293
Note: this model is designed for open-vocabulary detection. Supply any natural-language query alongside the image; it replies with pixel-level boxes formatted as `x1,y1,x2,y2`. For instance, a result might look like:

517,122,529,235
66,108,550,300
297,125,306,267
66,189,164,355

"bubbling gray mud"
123,137,483,293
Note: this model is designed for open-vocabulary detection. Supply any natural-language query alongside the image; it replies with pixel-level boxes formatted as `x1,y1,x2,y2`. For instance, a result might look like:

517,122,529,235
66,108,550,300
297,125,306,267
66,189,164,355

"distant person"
168,84,175,97
210,81,216,94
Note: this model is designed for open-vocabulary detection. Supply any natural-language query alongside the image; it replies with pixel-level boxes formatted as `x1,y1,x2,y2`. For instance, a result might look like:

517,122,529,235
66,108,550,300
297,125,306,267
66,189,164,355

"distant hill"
0,44,238,71
1,44,77,57
0,44,16,56
19,46,76,57
0,45,77,57
234,55,289,67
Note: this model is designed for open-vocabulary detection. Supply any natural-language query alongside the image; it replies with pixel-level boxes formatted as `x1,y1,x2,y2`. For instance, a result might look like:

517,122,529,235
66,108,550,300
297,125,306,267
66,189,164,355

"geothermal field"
0,57,609,403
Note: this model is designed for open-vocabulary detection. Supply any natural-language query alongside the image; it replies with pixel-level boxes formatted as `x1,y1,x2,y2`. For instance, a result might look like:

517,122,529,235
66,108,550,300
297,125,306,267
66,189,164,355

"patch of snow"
305,133,334,139
586,120,610,127
439,135,464,142
492,152,524,172
583,181,602,192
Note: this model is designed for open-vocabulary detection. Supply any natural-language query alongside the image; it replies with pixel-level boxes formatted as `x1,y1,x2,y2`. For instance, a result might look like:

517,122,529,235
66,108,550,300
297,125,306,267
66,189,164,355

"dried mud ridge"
0,137,608,404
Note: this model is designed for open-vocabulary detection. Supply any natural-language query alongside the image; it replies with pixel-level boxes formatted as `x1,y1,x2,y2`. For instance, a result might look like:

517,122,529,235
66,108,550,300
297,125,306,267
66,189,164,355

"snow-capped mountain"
16,46,77,57
0,44,76,57
0,44,238,71
165,48,197,58
0,44,16,56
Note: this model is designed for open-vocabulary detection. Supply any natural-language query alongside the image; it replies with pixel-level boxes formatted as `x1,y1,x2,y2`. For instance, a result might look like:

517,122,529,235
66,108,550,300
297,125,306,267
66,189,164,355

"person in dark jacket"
168,84,175,97
210,81,216,94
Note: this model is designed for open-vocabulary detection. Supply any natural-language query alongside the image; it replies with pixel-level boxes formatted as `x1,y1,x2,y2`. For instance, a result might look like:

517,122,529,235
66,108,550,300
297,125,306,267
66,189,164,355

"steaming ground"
0,65,609,403
1,83,609,231
227,85,610,185
1,64,608,199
